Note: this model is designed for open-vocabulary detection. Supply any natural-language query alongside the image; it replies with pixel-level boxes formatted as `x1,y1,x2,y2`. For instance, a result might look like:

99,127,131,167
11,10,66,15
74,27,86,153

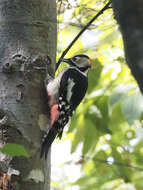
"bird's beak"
62,58,70,63
62,58,72,65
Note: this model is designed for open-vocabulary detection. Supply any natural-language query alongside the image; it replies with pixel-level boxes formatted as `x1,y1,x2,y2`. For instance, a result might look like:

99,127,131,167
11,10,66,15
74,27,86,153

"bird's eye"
72,57,78,62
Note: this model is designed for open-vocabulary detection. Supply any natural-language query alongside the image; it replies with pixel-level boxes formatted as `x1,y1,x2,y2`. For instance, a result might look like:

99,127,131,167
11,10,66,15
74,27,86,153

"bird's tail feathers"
40,123,59,159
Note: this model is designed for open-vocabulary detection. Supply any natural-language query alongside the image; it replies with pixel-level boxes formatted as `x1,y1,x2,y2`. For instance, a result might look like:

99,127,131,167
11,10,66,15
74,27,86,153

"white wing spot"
67,78,75,102
66,105,70,109
61,101,66,106
59,104,62,109
60,111,65,115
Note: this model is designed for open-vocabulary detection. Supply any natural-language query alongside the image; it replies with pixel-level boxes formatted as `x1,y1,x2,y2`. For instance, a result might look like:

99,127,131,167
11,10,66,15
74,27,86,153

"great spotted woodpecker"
41,54,92,158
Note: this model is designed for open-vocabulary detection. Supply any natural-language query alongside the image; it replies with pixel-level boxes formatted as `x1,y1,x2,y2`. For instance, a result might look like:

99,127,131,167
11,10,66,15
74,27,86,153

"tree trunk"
112,0,143,94
0,0,56,189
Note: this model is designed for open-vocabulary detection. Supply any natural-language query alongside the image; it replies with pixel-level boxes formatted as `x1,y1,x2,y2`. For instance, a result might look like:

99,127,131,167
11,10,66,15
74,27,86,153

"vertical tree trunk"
112,0,143,94
0,0,56,189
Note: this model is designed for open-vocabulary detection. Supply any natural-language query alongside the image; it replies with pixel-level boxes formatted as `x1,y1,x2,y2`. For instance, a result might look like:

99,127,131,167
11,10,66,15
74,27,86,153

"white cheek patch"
67,78,75,102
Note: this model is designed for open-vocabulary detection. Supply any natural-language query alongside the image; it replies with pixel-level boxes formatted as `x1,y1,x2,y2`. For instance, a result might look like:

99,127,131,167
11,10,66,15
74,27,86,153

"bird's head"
63,54,92,74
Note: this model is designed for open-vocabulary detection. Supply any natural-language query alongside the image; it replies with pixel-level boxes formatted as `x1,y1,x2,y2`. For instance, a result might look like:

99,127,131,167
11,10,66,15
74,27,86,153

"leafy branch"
56,0,112,70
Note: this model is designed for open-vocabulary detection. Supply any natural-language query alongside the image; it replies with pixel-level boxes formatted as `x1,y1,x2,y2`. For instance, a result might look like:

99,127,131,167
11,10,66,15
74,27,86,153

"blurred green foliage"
54,0,143,189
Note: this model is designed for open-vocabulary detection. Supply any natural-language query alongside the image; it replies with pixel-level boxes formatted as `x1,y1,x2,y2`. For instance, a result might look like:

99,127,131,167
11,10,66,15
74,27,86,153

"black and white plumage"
41,54,92,158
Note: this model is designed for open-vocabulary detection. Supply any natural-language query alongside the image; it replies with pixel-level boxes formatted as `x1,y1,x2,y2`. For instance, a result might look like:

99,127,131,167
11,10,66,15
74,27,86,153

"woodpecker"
41,54,92,158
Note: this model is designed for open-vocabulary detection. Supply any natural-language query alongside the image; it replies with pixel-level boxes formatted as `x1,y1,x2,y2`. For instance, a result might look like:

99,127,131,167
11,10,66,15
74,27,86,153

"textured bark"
112,0,143,93
0,0,56,189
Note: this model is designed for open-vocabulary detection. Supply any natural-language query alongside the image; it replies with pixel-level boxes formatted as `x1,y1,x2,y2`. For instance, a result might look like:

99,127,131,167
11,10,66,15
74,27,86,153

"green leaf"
133,139,143,165
109,103,127,132
99,29,120,46
82,119,98,155
122,91,143,125
132,171,143,189
0,143,29,158
87,59,103,93
100,179,124,190
94,95,110,133
109,85,136,106
93,150,108,173
111,146,132,182
71,114,85,153
108,103,128,144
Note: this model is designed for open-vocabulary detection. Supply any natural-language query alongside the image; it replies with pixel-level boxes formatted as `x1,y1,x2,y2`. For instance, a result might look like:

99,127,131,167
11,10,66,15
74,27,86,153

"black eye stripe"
78,66,90,72
72,57,78,62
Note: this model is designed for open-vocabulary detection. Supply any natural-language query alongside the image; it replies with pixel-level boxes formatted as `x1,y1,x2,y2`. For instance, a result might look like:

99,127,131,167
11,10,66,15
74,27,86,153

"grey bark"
112,0,143,94
0,0,56,190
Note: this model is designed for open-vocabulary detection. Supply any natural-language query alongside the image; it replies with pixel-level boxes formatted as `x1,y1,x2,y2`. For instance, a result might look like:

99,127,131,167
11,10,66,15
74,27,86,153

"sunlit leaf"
82,119,98,155
87,59,103,93
122,91,143,125
108,103,128,144
109,84,136,106
0,143,29,157
71,114,85,153
93,95,110,133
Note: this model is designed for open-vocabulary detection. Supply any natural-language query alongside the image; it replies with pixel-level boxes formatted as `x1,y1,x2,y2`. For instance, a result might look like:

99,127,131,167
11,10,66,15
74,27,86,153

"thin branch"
82,155,143,171
94,158,143,171
56,0,111,70
75,155,143,171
